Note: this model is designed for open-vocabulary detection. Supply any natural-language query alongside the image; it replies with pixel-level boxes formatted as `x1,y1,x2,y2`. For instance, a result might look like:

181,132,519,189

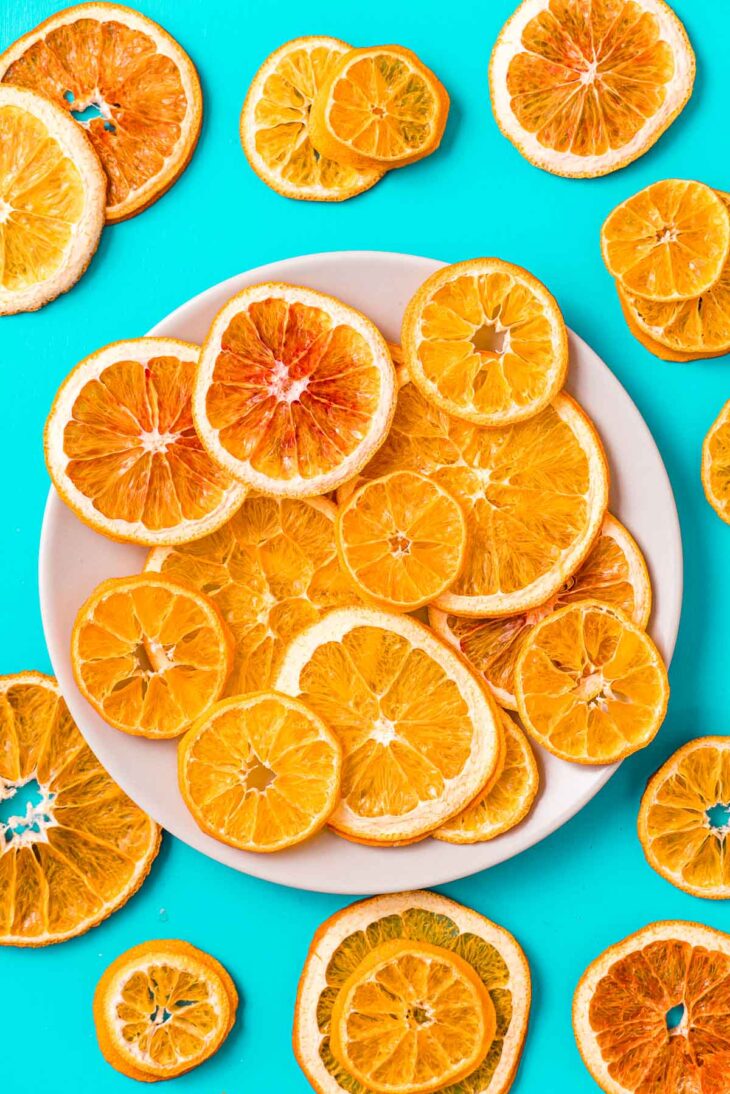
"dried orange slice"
0,2,202,222
193,282,397,497
45,338,246,546
515,600,669,764
295,890,531,1094
617,284,725,361
402,258,568,426
94,939,237,1081
309,45,449,171
0,84,105,315
179,692,341,853
489,0,695,179
702,400,730,523
275,607,502,844
0,672,159,947
430,514,652,709
71,574,232,738
336,471,467,611
601,179,730,302
574,921,730,1094
240,37,382,202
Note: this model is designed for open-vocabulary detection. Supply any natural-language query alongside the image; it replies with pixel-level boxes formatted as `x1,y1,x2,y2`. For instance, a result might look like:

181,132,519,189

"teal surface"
2,0,729,1090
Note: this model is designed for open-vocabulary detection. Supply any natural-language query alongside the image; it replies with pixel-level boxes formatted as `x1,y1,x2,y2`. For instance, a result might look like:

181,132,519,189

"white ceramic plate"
39,251,683,895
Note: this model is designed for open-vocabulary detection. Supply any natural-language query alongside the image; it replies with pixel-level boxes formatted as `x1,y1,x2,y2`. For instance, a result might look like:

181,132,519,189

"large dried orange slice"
240,37,382,202
94,939,237,1081
0,2,202,222
0,672,159,947
515,600,669,764
275,607,502,844
0,84,105,315
71,574,232,738
45,338,246,546
638,737,730,899
294,890,531,1094
179,692,342,853
574,921,730,1094
430,514,651,709
401,258,568,425
489,0,695,179
702,400,730,524
193,283,397,497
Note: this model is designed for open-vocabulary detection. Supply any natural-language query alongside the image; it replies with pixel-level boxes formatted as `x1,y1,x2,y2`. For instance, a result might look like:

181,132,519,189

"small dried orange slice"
71,574,232,738
574,921,730,1094
0,2,202,222
94,939,237,1081
193,282,397,497
702,400,730,523
45,338,246,546
309,45,449,171
617,284,726,361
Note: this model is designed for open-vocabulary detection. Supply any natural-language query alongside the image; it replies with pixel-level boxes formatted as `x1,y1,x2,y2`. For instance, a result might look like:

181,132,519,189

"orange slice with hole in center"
702,400,730,524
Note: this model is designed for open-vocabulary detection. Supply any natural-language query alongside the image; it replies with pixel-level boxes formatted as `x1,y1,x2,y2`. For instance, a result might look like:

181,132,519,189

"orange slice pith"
94,939,237,1081
489,0,695,179
193,282,397,498
573,921,730,1094
294,890,532,1094
0,673,159,947
45,338,246,546
240,37,382,202
71,573,232,739
336,470,467,611
430,513,652,709
0,2,203,222
274,607,502,844
515,599,669,765
0,84,105,315
601,180,730,302
638,737,730,899
308,45,449,171
178,691,342,853
402,258,568,426
702,401,730,524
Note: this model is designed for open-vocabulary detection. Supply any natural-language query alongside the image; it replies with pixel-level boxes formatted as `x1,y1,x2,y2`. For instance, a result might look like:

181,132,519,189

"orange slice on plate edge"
489,0,695,179
240,36,383,202
0,84,105,315
0,1,202,222
703,400,730,523
45,338,247,546
0,672,160,947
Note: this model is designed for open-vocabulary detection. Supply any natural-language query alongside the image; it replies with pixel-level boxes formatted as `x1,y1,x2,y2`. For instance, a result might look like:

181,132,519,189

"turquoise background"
2,0,729,1090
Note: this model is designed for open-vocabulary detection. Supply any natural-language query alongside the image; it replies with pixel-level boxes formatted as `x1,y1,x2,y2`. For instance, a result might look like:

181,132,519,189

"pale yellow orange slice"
702,400,730,524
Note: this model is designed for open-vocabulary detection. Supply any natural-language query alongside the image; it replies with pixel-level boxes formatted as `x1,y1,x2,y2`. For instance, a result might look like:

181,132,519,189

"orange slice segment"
402,258,568,425
193,282,397,497
489,0,695,178
0,672,160,947
702,400,730,523
0,2,202,222
71,574,232,739
45,338,246,546
515,600,669,764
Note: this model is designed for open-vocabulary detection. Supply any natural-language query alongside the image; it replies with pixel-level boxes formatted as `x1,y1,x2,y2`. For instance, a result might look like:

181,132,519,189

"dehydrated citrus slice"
0,672,159,947
294,890,531,1094
0,2,202,222
617,284,724,361
430,514,652,709
45,338,246,546
275,607,502,844
336,471,467,611
71,574,232,738
602,180,730,302
240,36,382,202
401,258,568,425
94,939,237,1081
573,921,730,1094
489,0,695,179
0,84,104,315
146,495,360,695
179,692,341,853
515,600,669,764
702,400,730,523
193,282,397,497
309,45,449,171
